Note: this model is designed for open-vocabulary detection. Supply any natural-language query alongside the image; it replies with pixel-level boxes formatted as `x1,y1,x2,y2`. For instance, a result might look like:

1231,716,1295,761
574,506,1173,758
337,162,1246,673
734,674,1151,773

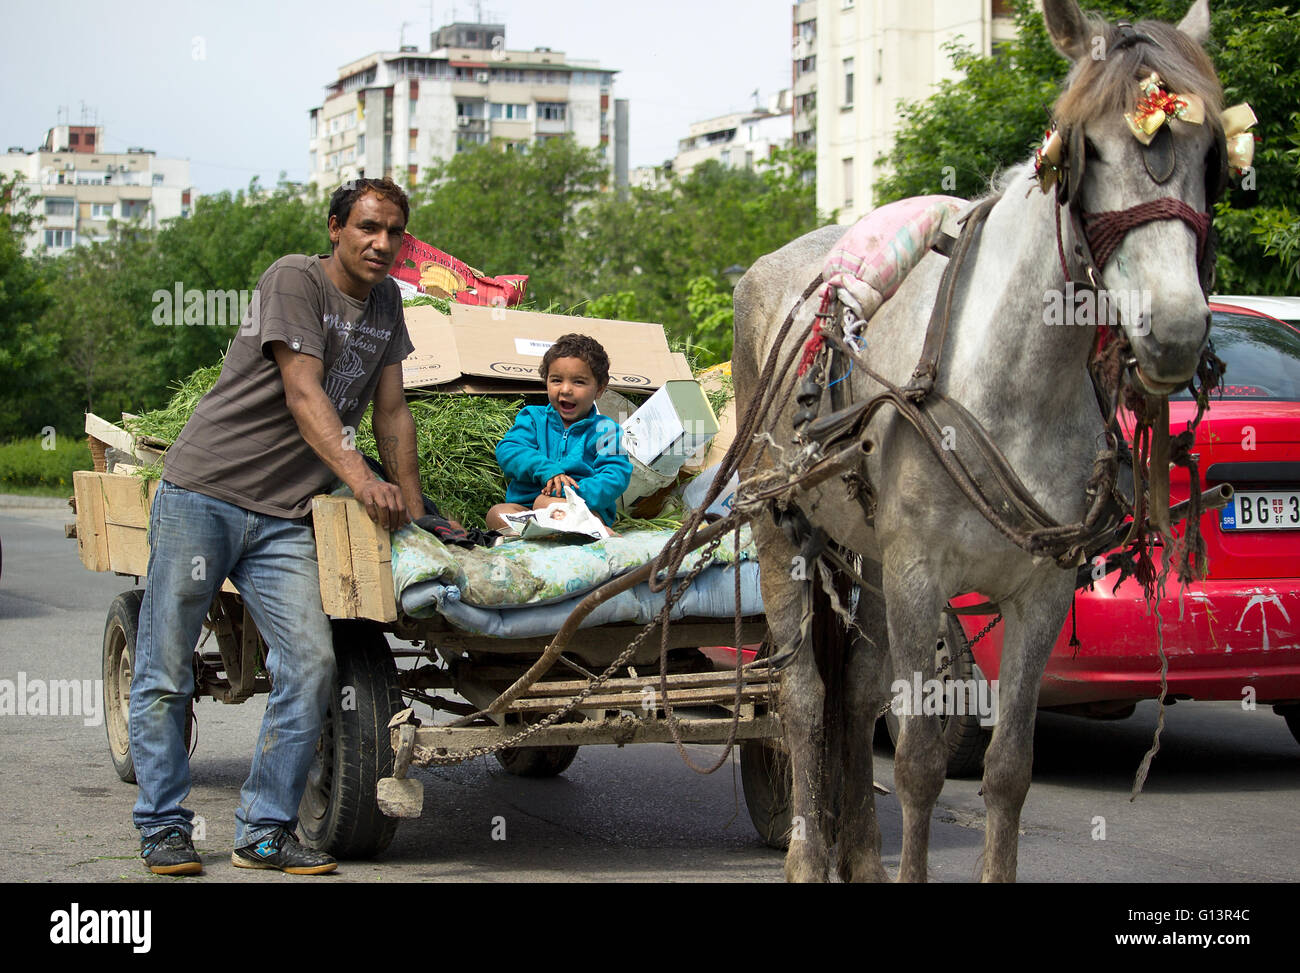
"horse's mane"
1053,17,1223,130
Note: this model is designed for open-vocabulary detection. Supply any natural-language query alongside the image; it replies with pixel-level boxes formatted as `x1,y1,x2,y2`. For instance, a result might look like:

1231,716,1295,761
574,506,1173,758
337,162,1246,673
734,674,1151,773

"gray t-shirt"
163,254,414,518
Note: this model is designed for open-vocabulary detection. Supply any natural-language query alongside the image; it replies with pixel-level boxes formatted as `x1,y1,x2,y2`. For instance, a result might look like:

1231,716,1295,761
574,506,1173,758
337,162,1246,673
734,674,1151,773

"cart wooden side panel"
311,495,396,623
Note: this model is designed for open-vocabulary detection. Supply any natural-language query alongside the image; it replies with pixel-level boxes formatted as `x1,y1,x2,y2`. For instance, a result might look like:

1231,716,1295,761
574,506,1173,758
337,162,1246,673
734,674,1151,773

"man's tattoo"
377,435,399,476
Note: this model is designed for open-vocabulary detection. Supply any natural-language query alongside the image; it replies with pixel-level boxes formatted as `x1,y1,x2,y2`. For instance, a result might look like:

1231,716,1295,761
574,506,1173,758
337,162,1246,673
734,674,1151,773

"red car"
935,302,1300,773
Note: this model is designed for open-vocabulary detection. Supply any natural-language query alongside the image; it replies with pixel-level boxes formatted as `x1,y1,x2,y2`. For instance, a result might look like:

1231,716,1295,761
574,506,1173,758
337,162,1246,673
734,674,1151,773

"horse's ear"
1042,0,1092,61
1176,0,1212,46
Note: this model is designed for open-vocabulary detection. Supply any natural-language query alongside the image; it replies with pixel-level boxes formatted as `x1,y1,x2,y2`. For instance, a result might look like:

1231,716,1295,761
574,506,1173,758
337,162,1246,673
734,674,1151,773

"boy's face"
545,356,605,426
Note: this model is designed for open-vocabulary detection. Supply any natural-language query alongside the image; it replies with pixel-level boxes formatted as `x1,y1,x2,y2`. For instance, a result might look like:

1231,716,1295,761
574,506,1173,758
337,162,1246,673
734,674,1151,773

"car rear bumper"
956,579,1300,707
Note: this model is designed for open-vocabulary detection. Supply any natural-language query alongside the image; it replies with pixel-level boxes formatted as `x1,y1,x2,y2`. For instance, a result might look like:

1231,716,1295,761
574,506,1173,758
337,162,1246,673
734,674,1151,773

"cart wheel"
740,740,792,849
299,621,403,859
102,590,193,784
881,613,991,779
494,745,579,778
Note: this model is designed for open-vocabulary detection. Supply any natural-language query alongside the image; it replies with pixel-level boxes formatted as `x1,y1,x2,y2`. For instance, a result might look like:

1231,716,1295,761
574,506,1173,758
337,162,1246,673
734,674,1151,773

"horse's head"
1043,0,1226,394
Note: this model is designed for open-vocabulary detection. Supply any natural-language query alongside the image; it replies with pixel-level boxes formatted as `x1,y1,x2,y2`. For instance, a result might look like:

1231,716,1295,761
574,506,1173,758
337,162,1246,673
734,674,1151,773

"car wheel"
1278,704,1300,747
103,590,193,783
882,612,992,779
298,621,403,859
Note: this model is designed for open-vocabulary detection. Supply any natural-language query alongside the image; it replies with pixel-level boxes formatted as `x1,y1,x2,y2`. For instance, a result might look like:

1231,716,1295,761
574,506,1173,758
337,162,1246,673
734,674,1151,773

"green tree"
0,174,58,439
565,147,824,354
875,0,1300,294
406,138,610,305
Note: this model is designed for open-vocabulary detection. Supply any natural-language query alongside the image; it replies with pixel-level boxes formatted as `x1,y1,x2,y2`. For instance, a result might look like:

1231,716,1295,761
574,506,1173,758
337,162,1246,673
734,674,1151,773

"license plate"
1220,490,1300,530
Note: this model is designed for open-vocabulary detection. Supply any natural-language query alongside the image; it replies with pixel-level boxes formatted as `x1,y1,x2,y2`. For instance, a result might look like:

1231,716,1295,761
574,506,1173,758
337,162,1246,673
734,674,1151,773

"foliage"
0,174,57,440
0,435,92,489
685,276,735,364
875,0,1300,295
407,138,610,307
565,146,824,345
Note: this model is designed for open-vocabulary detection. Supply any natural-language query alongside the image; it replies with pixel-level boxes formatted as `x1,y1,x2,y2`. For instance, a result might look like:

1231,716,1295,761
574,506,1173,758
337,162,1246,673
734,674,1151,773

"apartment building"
671,91,793,180
793,0,1016,220
308,22,621,191
1,124,192,255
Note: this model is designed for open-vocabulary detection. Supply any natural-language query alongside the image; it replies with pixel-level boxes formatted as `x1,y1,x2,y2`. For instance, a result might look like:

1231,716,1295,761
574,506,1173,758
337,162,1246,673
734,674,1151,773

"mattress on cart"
392,524,763,636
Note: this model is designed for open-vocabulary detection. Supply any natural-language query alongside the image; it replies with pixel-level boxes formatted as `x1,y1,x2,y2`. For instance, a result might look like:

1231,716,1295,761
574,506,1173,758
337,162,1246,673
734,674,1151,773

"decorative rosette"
1034,126,1064,193
1124,71,1206,144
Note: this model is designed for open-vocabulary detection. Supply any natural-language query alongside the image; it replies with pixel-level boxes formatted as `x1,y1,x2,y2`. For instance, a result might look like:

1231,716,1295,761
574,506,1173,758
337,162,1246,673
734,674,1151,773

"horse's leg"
751,517,831,882
835,571,891,882
979,573,1074,882
883,560,948,883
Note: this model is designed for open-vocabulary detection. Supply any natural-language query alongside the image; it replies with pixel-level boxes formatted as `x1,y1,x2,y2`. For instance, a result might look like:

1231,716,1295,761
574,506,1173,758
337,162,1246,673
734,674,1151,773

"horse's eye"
1084,138,1101,161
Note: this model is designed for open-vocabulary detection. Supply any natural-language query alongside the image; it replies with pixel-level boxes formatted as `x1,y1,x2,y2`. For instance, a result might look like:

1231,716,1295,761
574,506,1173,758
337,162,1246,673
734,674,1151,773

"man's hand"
543,474,579,498
355,479,410,532
272,342,412,530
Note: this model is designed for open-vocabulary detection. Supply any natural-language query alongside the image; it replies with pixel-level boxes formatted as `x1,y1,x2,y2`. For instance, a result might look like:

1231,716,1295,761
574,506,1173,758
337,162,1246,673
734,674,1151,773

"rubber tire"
102,589,192,784
740,741,793,850
882,613,992,779
494,745,579,778
298,621,403,859
1278,704,1300,747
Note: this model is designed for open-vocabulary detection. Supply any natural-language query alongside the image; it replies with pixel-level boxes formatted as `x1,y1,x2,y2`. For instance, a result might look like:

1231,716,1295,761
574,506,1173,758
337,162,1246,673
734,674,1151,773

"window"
721,149,731,167
796,56,816,77
91,203,113,220
121,200,148,221
843,58,855,107
152,173,164,186
537,102,567,121
69,133,80,145
44,197,74,217
44,229,74,248
843,157,855,209
490,103,529,121
456,101,484,119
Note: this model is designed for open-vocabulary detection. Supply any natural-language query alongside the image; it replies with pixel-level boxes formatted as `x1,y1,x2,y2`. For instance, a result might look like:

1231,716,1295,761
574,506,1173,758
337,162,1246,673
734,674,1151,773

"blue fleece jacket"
495,404,633,526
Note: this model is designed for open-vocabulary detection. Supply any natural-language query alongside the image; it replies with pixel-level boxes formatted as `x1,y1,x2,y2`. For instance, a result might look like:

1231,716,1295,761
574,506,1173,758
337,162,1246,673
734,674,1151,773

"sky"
1,0,794,196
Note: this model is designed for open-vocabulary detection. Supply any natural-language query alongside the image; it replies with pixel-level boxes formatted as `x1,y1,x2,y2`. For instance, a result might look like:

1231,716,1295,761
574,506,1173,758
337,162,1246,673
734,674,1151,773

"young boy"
488,333,633,531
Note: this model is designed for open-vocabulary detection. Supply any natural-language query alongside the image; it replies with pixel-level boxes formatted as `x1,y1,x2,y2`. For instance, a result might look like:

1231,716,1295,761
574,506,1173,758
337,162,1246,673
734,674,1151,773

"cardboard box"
402,303,693,394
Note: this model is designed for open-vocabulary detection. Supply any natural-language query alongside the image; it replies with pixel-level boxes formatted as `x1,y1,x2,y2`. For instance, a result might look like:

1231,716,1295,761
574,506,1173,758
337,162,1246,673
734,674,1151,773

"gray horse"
733,0,1224,882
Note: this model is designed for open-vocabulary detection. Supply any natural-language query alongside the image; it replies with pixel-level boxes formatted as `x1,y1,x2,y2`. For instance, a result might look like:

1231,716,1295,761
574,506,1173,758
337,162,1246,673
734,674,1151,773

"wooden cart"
71,467,790,857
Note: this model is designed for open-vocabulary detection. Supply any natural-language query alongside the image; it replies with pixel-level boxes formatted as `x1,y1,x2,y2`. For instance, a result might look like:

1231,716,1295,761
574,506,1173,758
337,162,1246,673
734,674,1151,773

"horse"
731,0,1227,882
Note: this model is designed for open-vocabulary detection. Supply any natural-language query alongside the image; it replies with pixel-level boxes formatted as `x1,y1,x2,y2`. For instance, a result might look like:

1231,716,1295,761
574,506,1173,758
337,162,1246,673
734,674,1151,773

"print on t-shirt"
322,312,395,415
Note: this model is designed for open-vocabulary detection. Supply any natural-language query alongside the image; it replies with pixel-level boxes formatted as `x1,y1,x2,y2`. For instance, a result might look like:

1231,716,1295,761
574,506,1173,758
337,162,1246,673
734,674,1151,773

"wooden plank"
506,684,770,714
313,496,357,618
72,470,110,572
510,667,778,696
99,474,155,528
84,413,136,454
106,523,151,576
407,713,781,754
343,498,396,623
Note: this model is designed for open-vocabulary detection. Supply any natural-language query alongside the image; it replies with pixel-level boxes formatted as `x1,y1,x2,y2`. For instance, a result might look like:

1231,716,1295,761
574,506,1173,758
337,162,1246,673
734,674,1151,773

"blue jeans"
130,480,337,847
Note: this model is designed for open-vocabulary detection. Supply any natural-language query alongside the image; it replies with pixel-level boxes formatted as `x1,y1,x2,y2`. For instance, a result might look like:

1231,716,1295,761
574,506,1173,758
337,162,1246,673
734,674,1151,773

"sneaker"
231,828,337,875
141,826,202,876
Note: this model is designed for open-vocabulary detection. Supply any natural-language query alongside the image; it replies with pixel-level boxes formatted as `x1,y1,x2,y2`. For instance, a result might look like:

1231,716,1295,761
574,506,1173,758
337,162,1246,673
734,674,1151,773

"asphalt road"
2,500,1298,883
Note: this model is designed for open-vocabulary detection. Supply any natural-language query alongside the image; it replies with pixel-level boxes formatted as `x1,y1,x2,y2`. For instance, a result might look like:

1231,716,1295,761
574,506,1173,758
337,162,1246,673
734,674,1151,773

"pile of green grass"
356,395,522,528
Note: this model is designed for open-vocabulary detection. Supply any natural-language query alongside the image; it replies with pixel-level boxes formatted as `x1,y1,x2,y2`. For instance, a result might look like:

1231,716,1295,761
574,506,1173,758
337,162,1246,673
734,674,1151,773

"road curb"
0,493,72,510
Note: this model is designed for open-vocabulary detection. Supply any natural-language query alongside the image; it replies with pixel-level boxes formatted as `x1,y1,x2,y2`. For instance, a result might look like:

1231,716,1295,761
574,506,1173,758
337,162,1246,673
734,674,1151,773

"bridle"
1050,24,1228,303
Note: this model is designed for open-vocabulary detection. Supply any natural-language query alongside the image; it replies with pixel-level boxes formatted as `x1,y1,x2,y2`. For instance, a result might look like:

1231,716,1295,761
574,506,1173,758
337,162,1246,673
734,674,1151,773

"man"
130,177,424,875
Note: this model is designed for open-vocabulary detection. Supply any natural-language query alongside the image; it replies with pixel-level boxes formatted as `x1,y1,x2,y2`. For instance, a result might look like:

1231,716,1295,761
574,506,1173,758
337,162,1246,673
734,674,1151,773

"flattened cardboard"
401,303,693,393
